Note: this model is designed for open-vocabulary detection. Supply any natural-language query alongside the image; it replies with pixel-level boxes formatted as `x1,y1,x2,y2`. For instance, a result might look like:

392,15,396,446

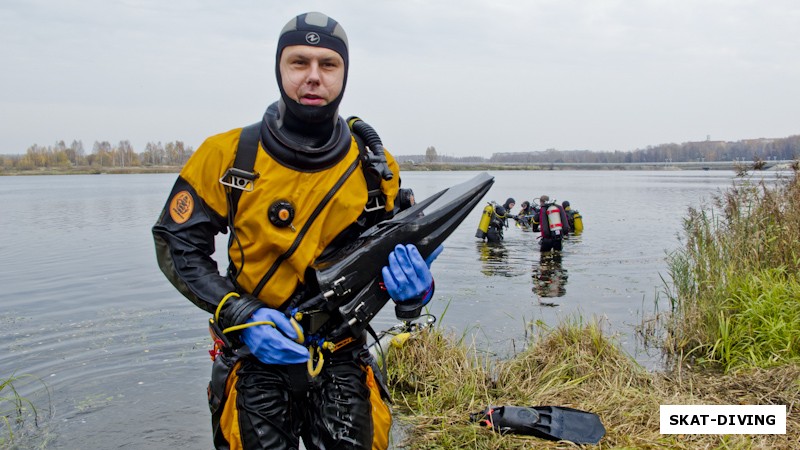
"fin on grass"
470,405,606,445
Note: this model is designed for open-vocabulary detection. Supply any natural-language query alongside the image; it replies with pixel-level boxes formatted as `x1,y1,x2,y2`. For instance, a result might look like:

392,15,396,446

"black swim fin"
470,405,605,445
298,172,494,339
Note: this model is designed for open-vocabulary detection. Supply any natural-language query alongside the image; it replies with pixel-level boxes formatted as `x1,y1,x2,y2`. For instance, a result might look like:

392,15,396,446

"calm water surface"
0,170,771,448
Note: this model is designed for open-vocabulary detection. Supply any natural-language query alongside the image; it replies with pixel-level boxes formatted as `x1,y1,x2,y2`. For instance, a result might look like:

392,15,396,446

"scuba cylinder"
546,205,563,236
561,201,583,234
476,202,507,242
475,203,494,239
572,211,584,233
476,202,509,242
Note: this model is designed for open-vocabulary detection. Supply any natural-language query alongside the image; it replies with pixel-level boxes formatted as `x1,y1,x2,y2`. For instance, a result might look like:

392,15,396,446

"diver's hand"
241,308,309,365
425,244,444,268
382,244,437,303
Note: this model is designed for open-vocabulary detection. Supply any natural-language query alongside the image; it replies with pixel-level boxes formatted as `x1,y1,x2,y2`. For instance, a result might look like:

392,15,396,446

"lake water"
0,170,775,448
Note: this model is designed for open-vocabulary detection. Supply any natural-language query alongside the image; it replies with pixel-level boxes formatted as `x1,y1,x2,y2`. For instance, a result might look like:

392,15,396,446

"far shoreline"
1,161,775,176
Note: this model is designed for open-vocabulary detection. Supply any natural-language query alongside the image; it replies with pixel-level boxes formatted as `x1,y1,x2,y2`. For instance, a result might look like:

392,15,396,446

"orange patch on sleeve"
169,190,194,224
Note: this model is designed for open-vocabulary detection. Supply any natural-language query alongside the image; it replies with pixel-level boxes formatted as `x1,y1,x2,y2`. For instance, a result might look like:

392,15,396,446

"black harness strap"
229,122,261,218
223,122,261,284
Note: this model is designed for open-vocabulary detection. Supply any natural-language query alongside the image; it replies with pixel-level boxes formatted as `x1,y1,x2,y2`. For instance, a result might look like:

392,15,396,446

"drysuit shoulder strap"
224,122,261,219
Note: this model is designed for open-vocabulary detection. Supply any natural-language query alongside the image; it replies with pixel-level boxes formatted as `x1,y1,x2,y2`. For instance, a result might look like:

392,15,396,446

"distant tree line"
396,135,800,164
0,139,194,170
5,134,799,171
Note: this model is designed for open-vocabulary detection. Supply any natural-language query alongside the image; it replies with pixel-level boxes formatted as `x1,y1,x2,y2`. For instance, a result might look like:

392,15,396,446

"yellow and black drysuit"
153,105,400,449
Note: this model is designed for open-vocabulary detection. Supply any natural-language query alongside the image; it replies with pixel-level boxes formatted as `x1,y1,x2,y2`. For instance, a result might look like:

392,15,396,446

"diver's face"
279,45,345,106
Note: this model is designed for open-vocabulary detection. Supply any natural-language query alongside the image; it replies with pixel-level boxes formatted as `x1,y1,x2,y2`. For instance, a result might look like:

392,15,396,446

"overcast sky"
2,0,798,157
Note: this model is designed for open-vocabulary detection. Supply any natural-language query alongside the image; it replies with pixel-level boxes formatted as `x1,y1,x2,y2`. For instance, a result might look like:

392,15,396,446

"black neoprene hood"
274,12,349,127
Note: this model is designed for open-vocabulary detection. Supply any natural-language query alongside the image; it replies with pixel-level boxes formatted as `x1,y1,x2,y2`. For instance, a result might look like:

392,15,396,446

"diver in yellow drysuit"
152,12,437,450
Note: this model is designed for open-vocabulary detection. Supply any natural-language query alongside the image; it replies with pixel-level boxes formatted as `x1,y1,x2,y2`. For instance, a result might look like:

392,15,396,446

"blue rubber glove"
241,308,309,365
425,244,444,268
382,244,441,302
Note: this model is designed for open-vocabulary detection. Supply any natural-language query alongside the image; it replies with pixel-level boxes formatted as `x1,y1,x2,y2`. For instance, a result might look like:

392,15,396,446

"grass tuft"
387,320,799,449
0,373,52,448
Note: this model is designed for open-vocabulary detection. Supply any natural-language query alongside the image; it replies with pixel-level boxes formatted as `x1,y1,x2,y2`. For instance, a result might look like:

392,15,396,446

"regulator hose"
347,116,393,180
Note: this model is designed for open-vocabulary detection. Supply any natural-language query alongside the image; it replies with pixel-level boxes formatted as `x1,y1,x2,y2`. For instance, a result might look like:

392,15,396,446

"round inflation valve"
268,200,295,228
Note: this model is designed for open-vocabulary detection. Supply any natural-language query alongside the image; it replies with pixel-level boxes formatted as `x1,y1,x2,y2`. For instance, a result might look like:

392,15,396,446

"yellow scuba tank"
475,203,494,239
572,210,584,233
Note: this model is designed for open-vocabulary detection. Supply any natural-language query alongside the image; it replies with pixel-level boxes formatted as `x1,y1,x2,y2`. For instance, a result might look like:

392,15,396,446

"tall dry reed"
666,168,800,370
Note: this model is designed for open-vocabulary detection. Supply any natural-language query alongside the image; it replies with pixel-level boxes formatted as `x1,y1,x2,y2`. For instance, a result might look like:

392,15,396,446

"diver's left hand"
425,244,444,268
382,244,440,302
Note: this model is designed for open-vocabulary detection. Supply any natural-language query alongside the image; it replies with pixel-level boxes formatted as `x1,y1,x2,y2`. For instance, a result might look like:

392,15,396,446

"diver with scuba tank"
561,200,584,234
476,200,510,242
514,200,537,230
537,195,570,252
152,12,442,450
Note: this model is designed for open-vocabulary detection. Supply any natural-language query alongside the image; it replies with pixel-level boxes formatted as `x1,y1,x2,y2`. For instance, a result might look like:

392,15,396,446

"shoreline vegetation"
389,322,799,449
0,165,184,176
382,168,800,448
0,159,796,176
3,169,799,448
3,133,799,175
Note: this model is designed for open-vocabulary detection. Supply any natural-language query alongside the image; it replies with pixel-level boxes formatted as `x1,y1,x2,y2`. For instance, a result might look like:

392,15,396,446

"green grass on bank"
386,321,799,449
666,169,800,371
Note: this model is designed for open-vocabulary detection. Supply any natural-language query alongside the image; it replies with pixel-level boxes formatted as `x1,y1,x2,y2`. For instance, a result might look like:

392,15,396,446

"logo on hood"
305,32,320,45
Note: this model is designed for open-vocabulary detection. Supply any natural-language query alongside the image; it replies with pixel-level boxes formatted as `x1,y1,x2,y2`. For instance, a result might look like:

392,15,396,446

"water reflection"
476,241,513,277
532,251,569,303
